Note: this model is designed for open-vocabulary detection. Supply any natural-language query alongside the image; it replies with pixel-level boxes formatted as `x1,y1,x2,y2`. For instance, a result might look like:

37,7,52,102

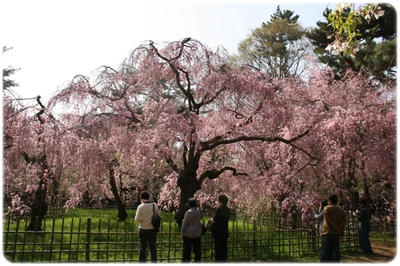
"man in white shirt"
135,191,161,262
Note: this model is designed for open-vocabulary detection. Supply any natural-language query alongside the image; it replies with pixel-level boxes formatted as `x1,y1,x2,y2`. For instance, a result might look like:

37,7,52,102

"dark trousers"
182,236,201,262
139,229,157,262
320,234,340,262
214,237,228,262
359,228,373,254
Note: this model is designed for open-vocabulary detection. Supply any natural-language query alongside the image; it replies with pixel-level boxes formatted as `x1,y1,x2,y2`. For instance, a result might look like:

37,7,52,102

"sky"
0,0,389,103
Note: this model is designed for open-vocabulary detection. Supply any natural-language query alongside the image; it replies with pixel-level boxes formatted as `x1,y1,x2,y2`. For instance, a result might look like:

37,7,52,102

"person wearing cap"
181,198,202,262
135,191,160,262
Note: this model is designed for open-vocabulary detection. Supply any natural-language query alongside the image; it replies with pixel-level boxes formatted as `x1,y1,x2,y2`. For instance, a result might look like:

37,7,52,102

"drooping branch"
35,96,46,124
287,142,317,160
200,129,314,158
149,39,199,113
124,99,142,124
199,85,228,107
69,74,123,103
198,166,248,183
61,73,143,127
222,97,266,137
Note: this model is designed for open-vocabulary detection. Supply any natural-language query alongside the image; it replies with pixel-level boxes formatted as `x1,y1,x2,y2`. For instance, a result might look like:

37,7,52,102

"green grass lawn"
370,230,396,245
4,208,204,262
62,207,174,221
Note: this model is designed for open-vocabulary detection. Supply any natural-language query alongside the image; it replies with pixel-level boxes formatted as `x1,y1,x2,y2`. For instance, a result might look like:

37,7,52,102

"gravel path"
342,242,396,263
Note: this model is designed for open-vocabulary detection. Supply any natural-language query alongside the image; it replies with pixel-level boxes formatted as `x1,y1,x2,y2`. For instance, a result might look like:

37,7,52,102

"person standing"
320,194,346,262
358,199,373,254
135,191,160,262
314,200,328,234
210,194,231,262
181,198,202,262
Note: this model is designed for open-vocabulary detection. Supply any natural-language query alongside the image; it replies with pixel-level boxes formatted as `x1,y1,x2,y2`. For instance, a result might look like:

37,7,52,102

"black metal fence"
3,212,361,262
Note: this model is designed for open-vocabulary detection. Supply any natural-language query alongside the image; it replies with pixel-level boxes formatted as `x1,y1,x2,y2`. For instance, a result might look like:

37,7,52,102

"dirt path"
342,242,397,263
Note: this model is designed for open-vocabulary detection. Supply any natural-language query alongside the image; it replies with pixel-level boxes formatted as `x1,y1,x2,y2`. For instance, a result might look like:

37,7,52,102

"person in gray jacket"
181,198,202,262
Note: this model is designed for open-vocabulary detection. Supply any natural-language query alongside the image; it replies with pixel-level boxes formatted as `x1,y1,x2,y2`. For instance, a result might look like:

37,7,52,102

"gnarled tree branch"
200,129,314,158
198,166,248,183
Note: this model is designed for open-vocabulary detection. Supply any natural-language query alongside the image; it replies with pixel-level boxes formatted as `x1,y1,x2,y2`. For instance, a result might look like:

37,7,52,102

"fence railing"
3,214,360,262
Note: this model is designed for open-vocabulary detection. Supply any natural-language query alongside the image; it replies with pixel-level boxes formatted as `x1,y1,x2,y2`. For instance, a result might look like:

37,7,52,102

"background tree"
2,46,20,92
235,6,313,78
241,66,394,224
302,66,395,218
270,6,299,23
2,47,63,230
48,67,153,221
307,3,396,80
3,95,63,230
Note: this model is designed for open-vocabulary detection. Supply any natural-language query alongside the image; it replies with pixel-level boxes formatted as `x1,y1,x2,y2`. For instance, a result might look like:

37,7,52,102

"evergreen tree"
2,46,19,91
307,3,396,80
236,6,312,78
270,5,299,23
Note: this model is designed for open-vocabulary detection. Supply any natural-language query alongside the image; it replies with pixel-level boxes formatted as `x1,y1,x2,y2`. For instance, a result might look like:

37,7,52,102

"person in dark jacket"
211,194,231,262
358,199,373,254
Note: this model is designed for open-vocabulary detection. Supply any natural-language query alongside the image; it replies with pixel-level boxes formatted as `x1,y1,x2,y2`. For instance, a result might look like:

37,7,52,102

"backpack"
151,203,161,232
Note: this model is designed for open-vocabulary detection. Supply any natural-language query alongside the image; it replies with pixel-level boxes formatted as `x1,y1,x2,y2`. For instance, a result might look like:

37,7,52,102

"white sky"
0,0,381,103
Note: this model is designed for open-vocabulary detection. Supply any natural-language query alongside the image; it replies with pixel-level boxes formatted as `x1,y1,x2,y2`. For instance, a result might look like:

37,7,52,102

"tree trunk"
346,156,359,211
27,179,48,231
27,98,50,231
27,155,49,231
50,167,62,206
107,165,128,221
360,159,371,204
175,173,201,227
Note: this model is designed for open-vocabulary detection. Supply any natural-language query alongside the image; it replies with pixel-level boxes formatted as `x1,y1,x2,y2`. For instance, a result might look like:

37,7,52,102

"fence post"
253,219,257,259
86,218,92,262
168,220,172,262
4,216,10,260
231,218,235,260
67,218,74,262
49,217,56,262
12,218,20,262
